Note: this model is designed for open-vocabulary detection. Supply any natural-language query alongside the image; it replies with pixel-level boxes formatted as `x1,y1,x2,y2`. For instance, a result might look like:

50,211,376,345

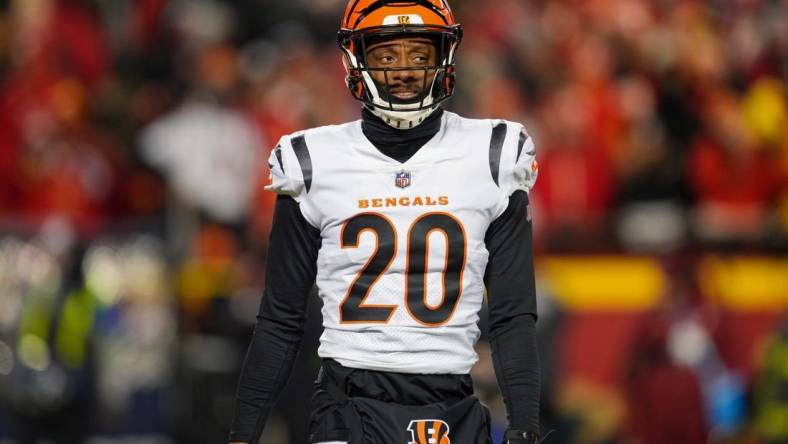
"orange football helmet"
338,0,463,120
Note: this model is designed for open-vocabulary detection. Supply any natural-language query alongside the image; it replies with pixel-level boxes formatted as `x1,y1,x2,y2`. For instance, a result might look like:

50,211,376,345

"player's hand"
502,429,554,444
502,429,538,444
228,441,249,444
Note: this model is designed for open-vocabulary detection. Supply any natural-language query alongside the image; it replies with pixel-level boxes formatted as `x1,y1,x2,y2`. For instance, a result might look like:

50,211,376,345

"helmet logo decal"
383,14,425,25
395,171,412,189
407,419,451,444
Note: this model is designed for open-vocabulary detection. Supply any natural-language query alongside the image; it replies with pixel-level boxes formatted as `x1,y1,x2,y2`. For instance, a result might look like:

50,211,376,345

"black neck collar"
361,107,444,164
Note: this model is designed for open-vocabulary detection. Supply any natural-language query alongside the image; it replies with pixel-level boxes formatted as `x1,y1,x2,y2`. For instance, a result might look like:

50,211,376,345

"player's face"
365,37,438,102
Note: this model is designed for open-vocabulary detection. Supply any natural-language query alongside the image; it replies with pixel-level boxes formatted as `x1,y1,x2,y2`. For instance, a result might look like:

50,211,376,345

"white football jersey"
266,111,537,374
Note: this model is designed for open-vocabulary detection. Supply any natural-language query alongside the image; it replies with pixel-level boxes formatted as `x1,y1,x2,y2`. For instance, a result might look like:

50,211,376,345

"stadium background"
0,0,786,443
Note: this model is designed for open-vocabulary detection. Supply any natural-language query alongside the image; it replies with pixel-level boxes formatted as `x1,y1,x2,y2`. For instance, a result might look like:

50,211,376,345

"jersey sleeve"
265,136,308,201
498,123,538,198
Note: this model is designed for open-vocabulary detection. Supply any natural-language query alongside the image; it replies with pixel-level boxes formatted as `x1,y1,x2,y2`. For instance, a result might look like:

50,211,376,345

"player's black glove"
502,429,554,444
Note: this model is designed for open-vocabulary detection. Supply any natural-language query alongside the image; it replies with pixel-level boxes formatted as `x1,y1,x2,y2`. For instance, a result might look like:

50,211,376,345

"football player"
229,1,542,443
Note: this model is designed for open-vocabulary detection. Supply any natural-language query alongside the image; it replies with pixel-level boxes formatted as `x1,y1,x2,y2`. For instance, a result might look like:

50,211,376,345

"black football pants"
309,359,493,444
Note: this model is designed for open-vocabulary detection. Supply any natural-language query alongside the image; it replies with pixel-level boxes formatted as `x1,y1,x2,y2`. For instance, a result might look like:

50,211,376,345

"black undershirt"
229,109,540,443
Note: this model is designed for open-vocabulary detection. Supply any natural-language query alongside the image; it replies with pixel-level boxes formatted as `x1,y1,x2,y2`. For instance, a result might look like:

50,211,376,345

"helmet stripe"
346,0,453,29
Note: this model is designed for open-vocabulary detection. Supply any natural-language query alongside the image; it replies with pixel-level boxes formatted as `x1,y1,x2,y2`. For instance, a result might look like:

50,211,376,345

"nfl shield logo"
395,171,411,189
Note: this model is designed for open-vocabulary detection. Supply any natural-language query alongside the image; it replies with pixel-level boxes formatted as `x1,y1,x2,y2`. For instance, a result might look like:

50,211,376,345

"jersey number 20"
340,212,466,327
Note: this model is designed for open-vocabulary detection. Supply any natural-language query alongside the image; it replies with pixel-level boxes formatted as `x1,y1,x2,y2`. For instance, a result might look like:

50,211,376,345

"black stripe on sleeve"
516,130,531,163
274,144,284,172
291,135,313,193
489,123,508,187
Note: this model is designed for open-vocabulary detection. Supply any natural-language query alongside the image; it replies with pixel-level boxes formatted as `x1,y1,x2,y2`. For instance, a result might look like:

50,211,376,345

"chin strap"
367,105,440,129
503,429,555,444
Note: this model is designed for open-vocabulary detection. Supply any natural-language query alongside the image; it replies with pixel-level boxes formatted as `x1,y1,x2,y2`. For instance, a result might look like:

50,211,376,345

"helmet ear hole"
433,70,446,99
347,71,365,100
444,66,456,95
432,66,455,99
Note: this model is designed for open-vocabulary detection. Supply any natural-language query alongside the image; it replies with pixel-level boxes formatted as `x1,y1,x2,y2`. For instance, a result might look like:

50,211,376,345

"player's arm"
228,194,321,444
484,190,541,444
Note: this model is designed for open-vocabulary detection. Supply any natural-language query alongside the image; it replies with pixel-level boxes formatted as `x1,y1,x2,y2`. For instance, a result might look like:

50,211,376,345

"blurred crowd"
0,0,786,443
